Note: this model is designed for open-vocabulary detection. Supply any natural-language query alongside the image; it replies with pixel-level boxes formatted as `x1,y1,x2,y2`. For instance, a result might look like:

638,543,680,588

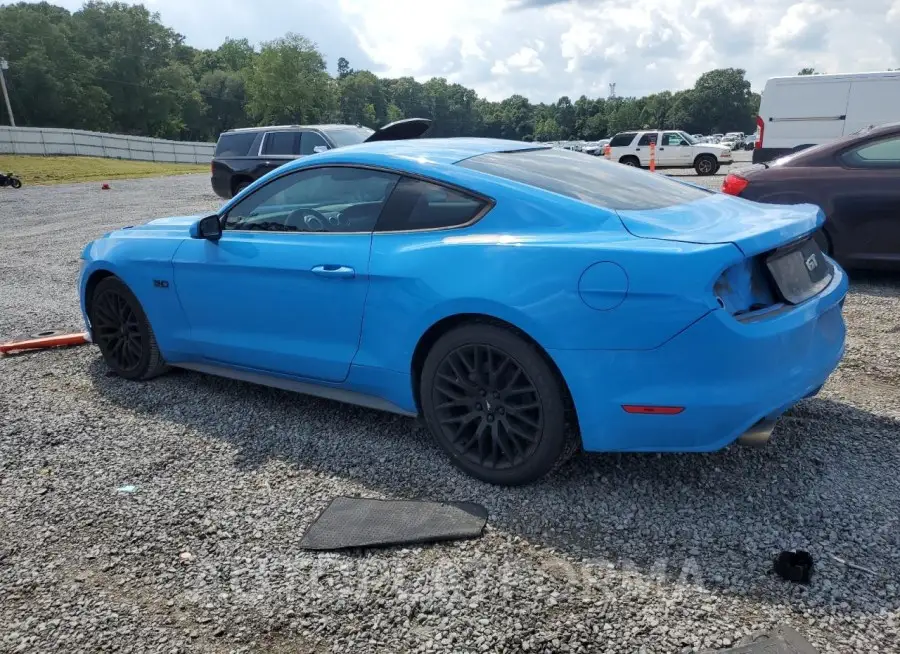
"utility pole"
0,59,15,127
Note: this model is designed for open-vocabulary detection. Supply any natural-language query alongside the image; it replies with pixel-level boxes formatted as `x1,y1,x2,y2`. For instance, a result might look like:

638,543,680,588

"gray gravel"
1,173,899,654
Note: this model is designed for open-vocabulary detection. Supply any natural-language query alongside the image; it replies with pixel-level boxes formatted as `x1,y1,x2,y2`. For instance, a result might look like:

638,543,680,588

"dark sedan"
721,122,900,270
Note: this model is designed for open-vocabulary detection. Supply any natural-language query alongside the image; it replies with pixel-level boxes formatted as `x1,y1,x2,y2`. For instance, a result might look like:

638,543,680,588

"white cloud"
35,0,900,102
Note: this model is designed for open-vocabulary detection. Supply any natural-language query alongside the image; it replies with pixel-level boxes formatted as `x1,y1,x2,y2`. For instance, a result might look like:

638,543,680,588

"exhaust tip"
738,419,777,446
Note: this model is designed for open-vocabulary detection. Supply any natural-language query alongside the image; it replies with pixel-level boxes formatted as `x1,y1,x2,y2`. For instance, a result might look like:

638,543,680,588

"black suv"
210,118,431,199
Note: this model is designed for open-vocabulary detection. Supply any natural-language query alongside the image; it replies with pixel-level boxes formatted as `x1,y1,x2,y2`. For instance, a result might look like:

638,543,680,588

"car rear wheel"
232,179,252,197
619,156,640,167
695,154,717,176
89,276,168,381
420,324,573,486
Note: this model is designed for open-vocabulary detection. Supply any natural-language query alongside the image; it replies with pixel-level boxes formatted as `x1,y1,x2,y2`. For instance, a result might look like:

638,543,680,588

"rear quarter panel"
354,172,740,375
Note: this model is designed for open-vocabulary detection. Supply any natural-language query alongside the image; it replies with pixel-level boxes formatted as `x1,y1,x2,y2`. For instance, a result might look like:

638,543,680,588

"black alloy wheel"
421,324,575,485
89,276,168,380
433,343,543,470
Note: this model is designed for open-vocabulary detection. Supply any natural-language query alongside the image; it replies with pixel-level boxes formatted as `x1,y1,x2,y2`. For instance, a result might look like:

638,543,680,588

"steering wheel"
283,207,330,232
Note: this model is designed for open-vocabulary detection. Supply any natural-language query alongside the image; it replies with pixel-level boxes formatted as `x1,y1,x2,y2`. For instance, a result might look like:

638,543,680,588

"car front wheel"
695,154,717,176
89,276,168,381
420,323,576,486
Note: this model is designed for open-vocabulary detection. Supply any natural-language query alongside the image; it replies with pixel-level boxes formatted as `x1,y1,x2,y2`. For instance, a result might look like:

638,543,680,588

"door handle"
635,148,641,151
311,264,355,278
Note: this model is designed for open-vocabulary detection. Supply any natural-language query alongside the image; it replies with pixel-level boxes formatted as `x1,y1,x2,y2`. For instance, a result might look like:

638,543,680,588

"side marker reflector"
622,405,685,415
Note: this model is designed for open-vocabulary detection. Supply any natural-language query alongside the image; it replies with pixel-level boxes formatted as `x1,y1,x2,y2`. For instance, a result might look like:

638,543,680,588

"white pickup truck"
606,130,732,175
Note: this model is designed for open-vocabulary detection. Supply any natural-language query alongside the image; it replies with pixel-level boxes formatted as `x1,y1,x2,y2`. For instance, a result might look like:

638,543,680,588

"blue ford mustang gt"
79,138,848,485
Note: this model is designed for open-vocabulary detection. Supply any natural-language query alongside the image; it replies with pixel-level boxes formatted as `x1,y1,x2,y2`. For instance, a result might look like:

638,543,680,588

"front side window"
377,177,487,232
663,132,686,146
261,131,300,156
300,131,330,155
323,126,376,148
609,132,637,147
841,136,900,168
224,166,400,233
458,147,712,211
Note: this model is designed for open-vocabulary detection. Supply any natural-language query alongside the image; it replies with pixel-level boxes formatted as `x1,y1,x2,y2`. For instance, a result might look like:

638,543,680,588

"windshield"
324,126,376,148
678,131,698,145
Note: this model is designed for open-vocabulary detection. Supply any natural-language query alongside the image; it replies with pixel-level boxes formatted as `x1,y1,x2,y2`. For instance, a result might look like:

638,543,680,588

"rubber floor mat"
701,626,818,653
299,497,488,551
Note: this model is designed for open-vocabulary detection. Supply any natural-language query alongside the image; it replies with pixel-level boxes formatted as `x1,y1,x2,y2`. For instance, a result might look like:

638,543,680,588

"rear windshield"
215,132,257,157
458,148,712,210
324,126,375,148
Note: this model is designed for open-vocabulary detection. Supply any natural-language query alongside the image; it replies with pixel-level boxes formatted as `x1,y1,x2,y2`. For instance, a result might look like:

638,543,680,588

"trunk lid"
364,117,432,143
616,192,823,257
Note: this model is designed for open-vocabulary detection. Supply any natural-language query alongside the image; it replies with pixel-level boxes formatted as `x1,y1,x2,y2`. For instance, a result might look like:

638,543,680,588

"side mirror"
191,214,222,242
313,145,329,154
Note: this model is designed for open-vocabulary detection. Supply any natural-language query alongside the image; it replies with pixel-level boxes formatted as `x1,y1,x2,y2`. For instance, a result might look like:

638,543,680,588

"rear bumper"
551,261,848,452
210,168,232,199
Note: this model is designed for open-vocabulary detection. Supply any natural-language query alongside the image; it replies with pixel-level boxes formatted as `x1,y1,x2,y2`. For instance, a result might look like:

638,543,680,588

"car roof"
276,137,548,168
222,124,368,134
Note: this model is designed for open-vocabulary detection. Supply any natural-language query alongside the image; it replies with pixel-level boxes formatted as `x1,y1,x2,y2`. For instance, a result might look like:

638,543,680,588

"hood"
706,143,731,151
364,117,432,143
616,193,823,257
104,215,203,237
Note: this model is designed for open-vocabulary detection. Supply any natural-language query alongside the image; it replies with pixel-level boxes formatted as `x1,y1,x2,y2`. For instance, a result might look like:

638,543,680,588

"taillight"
721,173,749,196
755,116,764,149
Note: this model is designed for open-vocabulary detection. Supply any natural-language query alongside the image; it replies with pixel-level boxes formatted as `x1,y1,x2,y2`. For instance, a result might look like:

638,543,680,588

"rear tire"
694,154,717,176
89,277,168,381
232,179,252,197
420,323,573,486
619,156,640,168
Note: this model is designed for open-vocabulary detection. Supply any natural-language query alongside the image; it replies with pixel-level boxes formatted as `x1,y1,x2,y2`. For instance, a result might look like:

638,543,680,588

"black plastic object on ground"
774,550,814,584
299,497,488,551
700,625,818,653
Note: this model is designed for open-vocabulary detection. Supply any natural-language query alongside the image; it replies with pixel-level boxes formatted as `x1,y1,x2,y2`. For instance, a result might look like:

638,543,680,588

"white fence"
0,126,215,164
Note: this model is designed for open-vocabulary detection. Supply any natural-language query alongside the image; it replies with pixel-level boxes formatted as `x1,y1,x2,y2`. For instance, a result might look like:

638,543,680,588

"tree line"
1,1,763,143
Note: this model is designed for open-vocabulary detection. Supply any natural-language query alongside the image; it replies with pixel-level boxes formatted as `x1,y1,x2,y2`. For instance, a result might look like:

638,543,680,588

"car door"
634,132,657,166
831,134,900,265
659,132,691,166
257,130,301,176
172,165,401,382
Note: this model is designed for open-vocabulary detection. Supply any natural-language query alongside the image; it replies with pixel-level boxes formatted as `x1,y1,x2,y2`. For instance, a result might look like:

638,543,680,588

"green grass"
0,154,209,185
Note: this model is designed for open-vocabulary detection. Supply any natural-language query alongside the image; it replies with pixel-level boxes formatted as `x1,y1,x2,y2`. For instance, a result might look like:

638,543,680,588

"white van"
754,71,900,163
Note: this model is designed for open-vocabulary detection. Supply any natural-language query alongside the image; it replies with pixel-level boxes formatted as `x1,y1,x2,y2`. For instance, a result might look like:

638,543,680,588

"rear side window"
609,132,637,147
841,135,900,168
377,177,487,232
458,148,712,211
262,131,300,156
215,132,257,157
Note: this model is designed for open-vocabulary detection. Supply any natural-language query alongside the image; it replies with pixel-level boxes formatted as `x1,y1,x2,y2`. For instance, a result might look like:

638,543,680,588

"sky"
41,0,900,102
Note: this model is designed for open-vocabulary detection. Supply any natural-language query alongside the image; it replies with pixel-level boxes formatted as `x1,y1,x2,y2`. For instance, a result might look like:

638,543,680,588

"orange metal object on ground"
649,142,656,172
0,332,89,354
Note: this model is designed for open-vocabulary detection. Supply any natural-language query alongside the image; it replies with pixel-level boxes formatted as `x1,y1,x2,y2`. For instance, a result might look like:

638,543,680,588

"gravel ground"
1,173,899,654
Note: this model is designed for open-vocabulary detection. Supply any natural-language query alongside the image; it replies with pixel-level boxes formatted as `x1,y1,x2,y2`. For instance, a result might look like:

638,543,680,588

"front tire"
420,324,572,486
89,276,168,381
695,154,717,176
11,178,22,189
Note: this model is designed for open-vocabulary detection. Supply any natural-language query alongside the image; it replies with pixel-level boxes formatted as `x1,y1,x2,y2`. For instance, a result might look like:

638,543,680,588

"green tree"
244,33,335,124
798,67,818,75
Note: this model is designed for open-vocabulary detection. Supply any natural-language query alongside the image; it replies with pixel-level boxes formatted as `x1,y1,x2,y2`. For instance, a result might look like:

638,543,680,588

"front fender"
78,234,194,361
